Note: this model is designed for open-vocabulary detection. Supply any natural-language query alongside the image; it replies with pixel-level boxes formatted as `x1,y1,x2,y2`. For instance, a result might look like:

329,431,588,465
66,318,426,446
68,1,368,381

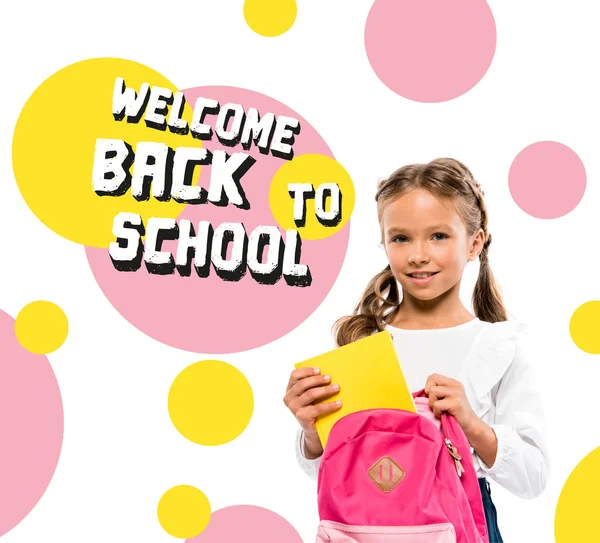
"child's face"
381,189,482,302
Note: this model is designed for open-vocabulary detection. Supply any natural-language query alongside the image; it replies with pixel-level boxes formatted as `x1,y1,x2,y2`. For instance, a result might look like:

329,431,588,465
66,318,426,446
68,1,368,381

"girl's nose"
408,243,430,265
408,254,430,265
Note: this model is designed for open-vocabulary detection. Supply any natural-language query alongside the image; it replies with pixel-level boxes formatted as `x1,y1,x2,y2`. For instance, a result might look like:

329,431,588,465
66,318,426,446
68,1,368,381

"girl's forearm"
464,418,498,469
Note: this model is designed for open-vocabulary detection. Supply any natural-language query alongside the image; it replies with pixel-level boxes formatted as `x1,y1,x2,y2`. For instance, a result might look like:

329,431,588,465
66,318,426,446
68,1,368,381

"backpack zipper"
445,438,465,478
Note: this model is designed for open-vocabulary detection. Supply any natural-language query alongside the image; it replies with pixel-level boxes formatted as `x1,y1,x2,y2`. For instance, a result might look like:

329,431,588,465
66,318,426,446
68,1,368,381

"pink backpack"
316,390,489,543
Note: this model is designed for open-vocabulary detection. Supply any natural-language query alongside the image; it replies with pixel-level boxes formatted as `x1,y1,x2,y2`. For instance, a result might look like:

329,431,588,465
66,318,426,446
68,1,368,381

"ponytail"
472,233,508,322
333,265,400,347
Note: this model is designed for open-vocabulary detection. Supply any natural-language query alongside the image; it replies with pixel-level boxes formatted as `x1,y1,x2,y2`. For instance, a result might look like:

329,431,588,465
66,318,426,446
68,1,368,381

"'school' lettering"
109,213,311,287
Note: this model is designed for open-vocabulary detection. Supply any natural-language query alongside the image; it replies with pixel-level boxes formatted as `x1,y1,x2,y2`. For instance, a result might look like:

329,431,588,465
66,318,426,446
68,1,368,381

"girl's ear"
468,228,485,261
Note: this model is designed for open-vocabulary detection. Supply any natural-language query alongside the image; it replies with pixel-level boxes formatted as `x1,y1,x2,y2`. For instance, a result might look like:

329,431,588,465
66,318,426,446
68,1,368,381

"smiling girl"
284,158,549,542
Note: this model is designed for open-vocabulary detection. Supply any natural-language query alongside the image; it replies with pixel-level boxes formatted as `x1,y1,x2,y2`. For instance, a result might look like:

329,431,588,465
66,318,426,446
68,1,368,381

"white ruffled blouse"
295,318,549,499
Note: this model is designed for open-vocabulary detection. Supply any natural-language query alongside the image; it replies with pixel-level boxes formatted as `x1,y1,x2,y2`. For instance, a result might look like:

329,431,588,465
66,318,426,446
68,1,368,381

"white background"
1,1,599,542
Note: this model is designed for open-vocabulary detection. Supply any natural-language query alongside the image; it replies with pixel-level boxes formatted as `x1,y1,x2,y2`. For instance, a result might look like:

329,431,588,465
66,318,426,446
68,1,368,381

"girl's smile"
406,271,439,285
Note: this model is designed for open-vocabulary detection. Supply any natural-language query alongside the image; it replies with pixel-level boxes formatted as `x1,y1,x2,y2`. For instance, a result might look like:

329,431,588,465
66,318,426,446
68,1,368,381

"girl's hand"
283,367,342,458
424,373,479,434
425,373,499,468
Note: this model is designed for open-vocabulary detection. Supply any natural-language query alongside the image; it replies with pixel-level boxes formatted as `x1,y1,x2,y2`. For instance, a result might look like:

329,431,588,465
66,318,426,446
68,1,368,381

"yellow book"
294,330,416,449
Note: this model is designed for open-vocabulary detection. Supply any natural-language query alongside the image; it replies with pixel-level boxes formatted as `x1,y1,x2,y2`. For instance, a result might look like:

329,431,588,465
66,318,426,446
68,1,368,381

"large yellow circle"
569,301,600,354
244,0,297,37
168,360,254,446
15,301,68,354
157,485,211,538
269,154,355,240
555,447,600,542
12,57,201,248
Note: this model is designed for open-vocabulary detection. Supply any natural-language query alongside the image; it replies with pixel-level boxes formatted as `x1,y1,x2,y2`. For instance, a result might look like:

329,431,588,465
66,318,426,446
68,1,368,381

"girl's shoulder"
475,318,527,345
463,319,529,404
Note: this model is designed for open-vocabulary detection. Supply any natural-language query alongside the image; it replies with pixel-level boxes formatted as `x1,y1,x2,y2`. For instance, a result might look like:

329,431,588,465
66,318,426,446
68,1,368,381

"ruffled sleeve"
463,321,550,499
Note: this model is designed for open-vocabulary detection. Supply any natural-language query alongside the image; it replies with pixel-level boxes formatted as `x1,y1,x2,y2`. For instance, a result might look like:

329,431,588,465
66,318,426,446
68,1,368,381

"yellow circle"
569,301,600,354
555,447,600,542
15,301,68,354
269,154,355,240
168,360,254,446
244,0,297,37
12,57,202,248
157,485,211,538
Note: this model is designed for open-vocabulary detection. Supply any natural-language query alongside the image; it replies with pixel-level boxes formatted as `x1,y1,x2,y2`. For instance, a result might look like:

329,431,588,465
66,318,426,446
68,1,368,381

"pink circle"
185,505,303,543
509,141,587,219
0,308,64,536
364,0,496,103
86,86,350,354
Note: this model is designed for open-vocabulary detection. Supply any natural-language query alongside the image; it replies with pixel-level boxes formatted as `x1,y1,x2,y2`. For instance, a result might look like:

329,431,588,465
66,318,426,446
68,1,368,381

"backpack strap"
412,389,489,542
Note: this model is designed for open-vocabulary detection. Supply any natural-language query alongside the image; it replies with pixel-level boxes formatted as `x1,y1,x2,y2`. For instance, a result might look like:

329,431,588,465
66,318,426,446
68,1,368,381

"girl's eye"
392,235,408,243
432,233,448,241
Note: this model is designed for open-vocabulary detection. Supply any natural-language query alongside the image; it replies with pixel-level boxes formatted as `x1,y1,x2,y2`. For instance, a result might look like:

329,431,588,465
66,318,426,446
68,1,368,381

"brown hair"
333,158,508,346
